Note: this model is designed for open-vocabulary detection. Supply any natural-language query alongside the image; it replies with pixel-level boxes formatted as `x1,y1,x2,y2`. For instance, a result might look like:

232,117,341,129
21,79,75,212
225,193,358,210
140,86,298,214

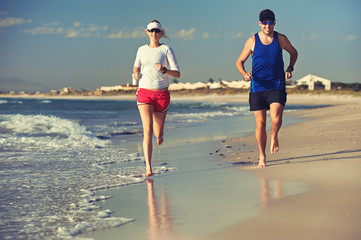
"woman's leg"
139,104,154,177
153,111,167,146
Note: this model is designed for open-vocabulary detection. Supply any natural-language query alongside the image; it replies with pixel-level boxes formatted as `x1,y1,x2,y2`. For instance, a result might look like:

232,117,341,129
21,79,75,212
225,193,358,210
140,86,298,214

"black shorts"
249,89,287,111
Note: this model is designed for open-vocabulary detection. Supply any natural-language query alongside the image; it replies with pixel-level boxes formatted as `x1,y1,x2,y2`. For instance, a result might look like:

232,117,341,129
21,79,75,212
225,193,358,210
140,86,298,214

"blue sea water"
0,97,325,239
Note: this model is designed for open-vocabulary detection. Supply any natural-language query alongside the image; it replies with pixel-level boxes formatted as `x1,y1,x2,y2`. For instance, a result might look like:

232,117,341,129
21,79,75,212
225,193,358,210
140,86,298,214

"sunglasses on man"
148,28,161,33
261,21,275,25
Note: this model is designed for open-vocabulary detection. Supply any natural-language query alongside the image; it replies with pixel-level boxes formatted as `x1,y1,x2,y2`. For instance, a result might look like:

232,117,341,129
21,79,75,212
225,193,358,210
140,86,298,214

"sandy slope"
205,95,361,240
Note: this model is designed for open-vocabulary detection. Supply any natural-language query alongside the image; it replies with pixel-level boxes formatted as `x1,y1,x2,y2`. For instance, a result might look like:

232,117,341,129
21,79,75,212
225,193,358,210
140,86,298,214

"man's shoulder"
248,33,256,40
276,32,290,47
276,32,287,40
245,35,256,48
246,34,256,43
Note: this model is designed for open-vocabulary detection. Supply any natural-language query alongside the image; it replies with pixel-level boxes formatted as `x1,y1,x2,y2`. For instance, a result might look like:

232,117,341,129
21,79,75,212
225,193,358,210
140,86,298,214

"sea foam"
0,114,108,151
0,113,176,239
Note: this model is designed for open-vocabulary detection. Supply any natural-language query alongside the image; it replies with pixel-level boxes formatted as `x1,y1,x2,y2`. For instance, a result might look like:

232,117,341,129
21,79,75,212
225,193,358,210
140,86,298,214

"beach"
205,94,361,240
1,93,360,239
75,93,361,240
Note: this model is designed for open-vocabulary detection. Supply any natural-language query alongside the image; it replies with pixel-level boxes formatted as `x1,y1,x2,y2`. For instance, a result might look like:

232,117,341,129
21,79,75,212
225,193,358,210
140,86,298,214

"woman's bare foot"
145,172,153,178
157,136,163,146
144,166,153,177
270,136,279,154
258,157,267,168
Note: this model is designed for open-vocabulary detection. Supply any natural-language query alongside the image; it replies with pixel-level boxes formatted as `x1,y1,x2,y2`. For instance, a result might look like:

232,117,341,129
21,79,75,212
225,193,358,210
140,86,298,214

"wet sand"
205,94,361,240
73,93,361,240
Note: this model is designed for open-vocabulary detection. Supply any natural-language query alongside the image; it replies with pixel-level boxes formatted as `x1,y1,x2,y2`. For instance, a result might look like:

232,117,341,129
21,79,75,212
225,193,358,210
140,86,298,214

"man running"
236,9,298,167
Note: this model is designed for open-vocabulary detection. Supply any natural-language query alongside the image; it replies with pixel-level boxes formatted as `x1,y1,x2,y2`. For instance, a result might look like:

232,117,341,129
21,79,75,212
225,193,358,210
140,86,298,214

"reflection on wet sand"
146,179,178,240
260,178,284,209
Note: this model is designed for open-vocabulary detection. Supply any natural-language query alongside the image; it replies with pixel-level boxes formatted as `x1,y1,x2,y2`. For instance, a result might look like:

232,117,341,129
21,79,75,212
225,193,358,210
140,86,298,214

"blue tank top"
251,31,285,92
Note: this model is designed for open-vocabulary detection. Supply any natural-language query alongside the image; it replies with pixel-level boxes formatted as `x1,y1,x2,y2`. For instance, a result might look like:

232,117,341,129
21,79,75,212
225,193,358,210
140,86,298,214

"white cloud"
87,24,100,32
22,26,63,35
66,28,94,38
66,29,79,38
45,22,61,26
302,33,319,40
56,28,64,34
0,17,27,27
175,28,196,40
22,22,108,38
106,28,146,39
227,32,243,39
66,31,91,38
200,32,219,39
202,32,210,39
309,34,318,40
344,34,359,41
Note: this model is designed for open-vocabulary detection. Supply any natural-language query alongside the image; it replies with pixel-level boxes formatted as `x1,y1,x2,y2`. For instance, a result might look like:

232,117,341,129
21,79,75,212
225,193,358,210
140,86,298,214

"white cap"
147,22,162,31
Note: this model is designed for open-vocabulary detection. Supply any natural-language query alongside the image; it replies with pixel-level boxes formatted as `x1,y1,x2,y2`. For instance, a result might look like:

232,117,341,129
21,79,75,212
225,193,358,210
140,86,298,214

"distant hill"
0,77,51,92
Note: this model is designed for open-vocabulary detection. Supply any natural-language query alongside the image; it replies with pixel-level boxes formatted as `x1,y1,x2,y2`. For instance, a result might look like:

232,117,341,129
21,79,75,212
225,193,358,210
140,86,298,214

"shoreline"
208,96,361,239
1,92,359,105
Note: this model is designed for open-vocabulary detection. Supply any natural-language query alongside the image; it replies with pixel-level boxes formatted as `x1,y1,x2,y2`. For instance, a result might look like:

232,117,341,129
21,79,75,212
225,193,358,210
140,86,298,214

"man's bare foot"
258,158,267,168
157,136,163,146
270,136,279,154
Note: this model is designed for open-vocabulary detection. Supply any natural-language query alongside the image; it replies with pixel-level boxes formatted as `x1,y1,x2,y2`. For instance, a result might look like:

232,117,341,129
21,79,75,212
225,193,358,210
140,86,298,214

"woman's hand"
133,73,139,80
155,63,163,71
133,67,140,80
154,63,180,78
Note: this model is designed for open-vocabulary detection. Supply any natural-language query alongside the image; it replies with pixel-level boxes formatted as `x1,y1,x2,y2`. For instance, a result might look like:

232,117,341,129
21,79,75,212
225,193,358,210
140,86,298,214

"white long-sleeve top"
134,44,180,89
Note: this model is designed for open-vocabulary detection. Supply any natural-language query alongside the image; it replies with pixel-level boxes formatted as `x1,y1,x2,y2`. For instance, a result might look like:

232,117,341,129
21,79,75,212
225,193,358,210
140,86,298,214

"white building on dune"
220,80,251,89
98,84,137,92
98,75,333,93
296,74,331,91
168,80,250,91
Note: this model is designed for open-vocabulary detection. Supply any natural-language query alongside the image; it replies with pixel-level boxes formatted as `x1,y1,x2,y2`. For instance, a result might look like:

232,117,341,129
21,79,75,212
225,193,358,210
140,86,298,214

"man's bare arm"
236,36,255,81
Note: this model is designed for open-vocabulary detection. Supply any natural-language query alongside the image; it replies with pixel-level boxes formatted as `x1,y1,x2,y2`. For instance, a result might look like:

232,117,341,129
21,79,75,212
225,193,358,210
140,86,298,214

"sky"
0,0,360,90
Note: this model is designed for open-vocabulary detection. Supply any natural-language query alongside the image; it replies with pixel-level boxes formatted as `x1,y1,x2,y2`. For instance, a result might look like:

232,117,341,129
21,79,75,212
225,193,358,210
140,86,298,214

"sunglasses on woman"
148,28,161,33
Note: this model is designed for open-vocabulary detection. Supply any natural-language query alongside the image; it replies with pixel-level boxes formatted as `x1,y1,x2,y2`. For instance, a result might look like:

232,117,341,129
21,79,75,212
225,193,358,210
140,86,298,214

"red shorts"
136,88,170,112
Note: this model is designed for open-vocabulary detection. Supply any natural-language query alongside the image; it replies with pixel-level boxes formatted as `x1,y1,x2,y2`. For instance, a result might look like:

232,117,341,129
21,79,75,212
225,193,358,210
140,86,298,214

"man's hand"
285,71,292,79
243,72,252,82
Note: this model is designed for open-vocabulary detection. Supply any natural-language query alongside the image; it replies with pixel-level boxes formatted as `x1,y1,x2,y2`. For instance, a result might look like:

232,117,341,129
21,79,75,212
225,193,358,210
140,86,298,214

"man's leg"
269,102,284,154
254,109,267,167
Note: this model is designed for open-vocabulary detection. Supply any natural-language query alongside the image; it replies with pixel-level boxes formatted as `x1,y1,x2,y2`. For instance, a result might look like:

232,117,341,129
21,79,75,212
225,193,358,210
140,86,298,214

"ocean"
0,97,325,239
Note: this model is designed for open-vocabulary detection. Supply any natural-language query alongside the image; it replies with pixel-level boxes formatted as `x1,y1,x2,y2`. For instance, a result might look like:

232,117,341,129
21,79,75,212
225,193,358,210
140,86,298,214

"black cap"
259,9,275,21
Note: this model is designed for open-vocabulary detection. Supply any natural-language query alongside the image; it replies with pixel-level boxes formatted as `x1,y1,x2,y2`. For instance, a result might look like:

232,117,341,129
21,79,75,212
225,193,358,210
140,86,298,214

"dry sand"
204,94,361,240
